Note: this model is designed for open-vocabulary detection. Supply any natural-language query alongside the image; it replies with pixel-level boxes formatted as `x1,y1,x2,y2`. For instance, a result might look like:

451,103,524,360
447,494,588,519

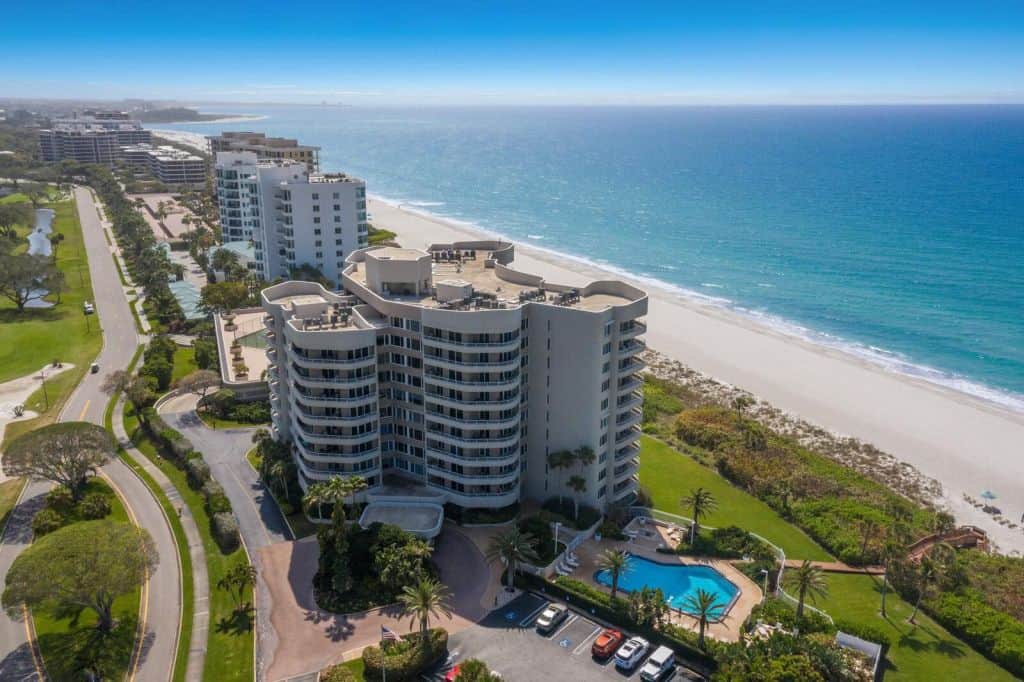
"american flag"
381,626,398,642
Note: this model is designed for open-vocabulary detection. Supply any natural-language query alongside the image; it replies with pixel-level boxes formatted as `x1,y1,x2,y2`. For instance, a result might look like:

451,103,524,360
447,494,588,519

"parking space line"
572,625,603,655
518,601,549,628
551,613,578,639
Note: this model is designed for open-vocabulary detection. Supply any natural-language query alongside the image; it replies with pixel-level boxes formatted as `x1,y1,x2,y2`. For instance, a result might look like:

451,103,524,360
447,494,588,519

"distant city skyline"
1,1,1023,105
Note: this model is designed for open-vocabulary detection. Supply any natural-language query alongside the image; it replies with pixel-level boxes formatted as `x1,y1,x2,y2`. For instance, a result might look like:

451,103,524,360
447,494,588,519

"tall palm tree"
302,481,330,520
596,549,630,600
399,578,452,641
486,527,541,591
566,475,587,520
910,548,949,624
879,538,904,618
857,518,881,563
344,475,369,507
792,560,829,619
574,445,596,468
682,589,723,649
547,450,575,507
322,476,353,521
267,459,288,500
680,487,717,544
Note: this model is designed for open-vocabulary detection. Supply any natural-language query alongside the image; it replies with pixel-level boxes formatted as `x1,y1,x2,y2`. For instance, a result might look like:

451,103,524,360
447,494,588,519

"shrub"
45,487,76,515
229,401,270,424
32,508,64,536
185,458,211,489
684,525,775,561
79,492,112,520
745,598,834,636
140,355,173,390
927,591,1024,677
211,512,240,553
361,628,448,681
833,618,893,648
319,663,356,682
597,520,627,540
540,498,601,530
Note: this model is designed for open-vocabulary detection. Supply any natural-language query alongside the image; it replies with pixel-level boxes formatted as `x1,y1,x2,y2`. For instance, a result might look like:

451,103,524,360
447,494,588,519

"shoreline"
367,196,1024,554
149,114,267,126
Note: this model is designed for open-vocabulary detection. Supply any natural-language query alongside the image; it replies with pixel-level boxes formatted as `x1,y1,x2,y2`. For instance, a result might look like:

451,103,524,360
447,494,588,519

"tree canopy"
0,251,65,311
200,280,249,315
3,422,115,499
3,520,158,632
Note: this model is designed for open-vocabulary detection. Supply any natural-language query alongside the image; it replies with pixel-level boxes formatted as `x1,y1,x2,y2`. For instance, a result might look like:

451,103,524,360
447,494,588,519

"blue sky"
2,1,1022,104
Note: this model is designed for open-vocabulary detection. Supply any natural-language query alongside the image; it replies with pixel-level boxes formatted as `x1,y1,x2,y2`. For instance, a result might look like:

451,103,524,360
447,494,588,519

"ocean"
154,105,1024,410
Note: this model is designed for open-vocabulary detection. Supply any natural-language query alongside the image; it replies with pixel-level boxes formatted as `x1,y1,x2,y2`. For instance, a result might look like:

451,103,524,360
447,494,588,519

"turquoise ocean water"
155,105,1024,409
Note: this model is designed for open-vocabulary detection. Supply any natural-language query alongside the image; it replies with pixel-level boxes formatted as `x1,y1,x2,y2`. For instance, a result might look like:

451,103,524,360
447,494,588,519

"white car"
83,301,95,314
639,645,675,681
534,603,569,634
614,636,650,671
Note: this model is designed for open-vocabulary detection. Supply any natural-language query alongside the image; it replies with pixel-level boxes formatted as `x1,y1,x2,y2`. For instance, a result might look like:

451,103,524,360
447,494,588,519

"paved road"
158,394,289,681
0,187,182,681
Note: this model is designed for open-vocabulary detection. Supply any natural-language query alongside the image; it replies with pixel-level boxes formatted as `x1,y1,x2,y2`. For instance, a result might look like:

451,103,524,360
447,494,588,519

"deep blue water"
594,555,738,615
156,105,1024,408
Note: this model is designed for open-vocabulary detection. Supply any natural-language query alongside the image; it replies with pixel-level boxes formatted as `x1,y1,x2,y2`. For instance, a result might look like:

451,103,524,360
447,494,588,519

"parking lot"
434,593,706,681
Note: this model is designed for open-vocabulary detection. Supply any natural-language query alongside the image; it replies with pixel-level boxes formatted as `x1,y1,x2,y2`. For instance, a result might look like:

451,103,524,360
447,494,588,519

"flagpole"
381,627,387,682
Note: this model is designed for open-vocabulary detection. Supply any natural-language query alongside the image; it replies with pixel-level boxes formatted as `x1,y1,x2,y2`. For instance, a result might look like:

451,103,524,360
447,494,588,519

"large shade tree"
0,252,65,311
4,422,115,500
3,520,158,632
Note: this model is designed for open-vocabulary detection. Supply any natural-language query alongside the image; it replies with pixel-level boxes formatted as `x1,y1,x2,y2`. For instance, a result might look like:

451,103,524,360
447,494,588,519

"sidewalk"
113,397,209,682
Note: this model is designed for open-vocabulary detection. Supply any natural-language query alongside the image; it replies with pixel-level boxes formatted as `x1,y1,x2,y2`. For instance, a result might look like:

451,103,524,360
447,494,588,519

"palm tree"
596,549,630,600
566,475,587,520
399,578,452,641
322,476,353,521
343,475,368,508
574,445,596,468
547,450,575,507
267,459,288,500
680,487,717,544
910,555,942,624
792,560,829,619
682,589,723,649
302,481,330,520
879,538,904,618
858,518,881,563
486,527,541,591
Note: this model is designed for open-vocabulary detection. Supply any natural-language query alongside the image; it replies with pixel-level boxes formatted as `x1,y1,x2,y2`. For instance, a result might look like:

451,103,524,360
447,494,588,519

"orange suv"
591,628,624,659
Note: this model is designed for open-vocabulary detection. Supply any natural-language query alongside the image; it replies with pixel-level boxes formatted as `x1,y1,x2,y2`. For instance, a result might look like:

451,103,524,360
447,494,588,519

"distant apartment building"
39,110,152,164
214,151,369,283
260,241,647,514
121,144,207,185
209,132,320,172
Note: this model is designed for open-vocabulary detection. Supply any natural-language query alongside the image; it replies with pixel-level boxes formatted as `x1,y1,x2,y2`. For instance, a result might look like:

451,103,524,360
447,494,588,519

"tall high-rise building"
209,132,320,172
38,110,152,164
214,151,369,284
121,144,207,185
261,241,647,515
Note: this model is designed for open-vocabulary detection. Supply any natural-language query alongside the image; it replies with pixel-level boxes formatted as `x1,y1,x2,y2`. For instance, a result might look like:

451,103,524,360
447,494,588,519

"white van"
639,645,674,681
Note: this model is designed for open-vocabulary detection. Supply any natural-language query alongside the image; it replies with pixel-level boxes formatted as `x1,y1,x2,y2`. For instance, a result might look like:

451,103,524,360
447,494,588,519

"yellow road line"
77,400,91,421
100,471,148,682
22,605,45,680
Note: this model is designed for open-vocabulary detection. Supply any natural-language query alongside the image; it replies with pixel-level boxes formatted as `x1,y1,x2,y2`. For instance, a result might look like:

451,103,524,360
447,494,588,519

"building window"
333,204,341,210
312,193,319,200
313,205,320,212
332,192,340,199
313,217,320,224
334,215,341,223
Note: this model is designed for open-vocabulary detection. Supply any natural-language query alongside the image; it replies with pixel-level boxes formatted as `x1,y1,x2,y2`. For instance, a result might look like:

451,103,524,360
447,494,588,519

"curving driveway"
0,187,182,681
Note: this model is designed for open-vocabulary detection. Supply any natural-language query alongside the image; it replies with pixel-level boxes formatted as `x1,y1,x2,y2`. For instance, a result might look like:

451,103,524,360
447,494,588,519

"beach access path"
370,197,1024,555
0,187,182,681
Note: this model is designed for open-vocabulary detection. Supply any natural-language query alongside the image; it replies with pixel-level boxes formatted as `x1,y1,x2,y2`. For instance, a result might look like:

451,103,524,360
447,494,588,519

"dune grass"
638,435,831,560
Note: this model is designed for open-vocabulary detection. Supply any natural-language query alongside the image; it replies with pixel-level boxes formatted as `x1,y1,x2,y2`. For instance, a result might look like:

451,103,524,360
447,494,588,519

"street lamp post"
553,521,561,556
38,368,49,409
759,569,770,603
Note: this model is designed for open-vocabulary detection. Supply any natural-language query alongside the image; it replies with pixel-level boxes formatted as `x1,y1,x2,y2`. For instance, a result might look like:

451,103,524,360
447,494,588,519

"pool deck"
571,524,762,643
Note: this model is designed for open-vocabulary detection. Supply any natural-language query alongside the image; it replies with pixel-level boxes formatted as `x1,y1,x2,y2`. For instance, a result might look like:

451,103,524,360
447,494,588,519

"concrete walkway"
782,559,885,575
0,363,74,457
114,393,210,681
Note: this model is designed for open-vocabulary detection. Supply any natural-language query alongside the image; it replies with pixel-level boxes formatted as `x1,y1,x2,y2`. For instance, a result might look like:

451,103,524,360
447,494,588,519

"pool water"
594,555,739,617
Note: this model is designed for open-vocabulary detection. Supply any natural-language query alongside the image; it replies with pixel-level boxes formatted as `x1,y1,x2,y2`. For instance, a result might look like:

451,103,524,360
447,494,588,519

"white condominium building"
121,144,207,185
214,151,369,284
261,241,647,514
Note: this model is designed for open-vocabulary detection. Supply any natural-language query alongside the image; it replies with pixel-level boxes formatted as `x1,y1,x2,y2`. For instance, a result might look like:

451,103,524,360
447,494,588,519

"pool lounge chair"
564,554,580,568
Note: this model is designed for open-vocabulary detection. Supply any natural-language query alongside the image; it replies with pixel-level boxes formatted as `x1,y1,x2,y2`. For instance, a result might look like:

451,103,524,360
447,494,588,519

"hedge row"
516,573,717,672
927,591,1024,677
139,407,240,553
361,628,448,681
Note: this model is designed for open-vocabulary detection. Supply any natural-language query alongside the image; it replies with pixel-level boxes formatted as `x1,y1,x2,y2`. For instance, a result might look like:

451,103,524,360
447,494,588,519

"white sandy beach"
165,127,1024,553
368,198,1024,555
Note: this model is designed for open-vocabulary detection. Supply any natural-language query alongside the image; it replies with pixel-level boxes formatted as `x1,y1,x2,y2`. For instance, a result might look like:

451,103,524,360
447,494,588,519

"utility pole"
39,369,49,409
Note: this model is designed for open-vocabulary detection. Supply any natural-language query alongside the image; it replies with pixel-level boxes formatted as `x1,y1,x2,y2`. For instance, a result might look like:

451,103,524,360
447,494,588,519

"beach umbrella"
980,490,998,501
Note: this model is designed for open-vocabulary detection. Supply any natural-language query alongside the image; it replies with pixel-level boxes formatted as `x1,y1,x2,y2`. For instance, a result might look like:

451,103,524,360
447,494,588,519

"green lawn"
1,198,103,445
815,573,1016,681
197,410,268,431
0,478,26,531
171,345,199,383
638,436,831,560
124,404,254,681
32,479,142,681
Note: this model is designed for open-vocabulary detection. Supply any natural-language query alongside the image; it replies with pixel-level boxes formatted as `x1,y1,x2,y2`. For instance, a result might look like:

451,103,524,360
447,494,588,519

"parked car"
614,636,650,671
639,645,675,681
83,301,95,314
444,665,460,682
591,628,625,659
535,603,569,634
90,362,100,374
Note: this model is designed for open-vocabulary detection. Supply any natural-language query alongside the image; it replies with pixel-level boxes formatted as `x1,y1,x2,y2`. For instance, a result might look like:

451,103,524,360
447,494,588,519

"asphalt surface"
0,187,183,681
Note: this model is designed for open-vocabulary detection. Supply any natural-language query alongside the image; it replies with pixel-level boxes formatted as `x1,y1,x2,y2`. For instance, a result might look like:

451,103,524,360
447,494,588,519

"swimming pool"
594,555,739,618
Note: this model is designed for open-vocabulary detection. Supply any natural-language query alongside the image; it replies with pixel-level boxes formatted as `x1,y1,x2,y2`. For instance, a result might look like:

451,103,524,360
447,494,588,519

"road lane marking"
23,604,45,680
78,399,91,421
573,625,603,655
519,601,549,627
552,613,578,639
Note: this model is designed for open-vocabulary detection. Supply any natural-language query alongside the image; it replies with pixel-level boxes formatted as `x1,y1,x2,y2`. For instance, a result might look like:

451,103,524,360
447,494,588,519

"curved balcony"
615,408,643,429
424,392,520,410
422,335,520,352
423,410,521,430
426,483,520,509
291,369,376,390
617,357,646,378
423,373,521,391
615,425,642,445
613,461,639,481
615,442,640,461
616,391,643,411
619,321,647,339
291,417,379,446
426,464,519,486
616,377,643,395
287,345,377,369
425,430,520,449
289,402,378,427
425,447,520,466
617,339,646,359
291,387,377,406
295,440,380,465
422,354,520,372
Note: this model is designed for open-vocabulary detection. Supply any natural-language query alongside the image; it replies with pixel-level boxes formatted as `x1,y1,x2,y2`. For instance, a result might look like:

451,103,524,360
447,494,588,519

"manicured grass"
638,436,831,560
171,345,198,383
124,404,254,681
32,479,142,681
0,478,26,531
197,410,268,430
814,573,1016,681
0,198,102,445
342,658,366,679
